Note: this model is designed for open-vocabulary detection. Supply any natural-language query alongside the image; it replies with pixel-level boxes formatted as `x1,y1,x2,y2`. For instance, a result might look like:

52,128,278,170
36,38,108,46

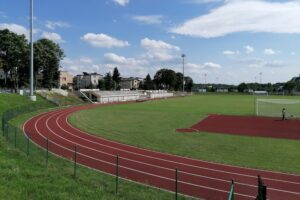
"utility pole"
181,54,186,93
29,0,36,101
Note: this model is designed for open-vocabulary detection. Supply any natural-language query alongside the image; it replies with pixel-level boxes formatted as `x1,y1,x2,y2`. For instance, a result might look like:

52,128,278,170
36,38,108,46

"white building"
74,72,103,89
120,77,143,90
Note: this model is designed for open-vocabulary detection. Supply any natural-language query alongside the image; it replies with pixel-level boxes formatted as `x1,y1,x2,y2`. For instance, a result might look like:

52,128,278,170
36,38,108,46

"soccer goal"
256,99,300,118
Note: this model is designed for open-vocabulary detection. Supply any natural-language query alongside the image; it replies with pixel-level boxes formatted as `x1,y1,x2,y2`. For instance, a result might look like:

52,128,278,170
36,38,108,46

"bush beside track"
0,94,186,200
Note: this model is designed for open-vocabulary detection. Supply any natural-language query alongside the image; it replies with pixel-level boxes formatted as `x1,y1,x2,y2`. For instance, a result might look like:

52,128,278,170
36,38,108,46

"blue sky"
1,0,300,84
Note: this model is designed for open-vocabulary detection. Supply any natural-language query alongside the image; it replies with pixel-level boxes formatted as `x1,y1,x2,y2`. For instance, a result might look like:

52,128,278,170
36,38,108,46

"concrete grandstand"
76,89,174,103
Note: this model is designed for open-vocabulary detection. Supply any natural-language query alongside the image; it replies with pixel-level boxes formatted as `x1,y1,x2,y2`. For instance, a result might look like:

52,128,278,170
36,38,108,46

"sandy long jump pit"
177,114,300,140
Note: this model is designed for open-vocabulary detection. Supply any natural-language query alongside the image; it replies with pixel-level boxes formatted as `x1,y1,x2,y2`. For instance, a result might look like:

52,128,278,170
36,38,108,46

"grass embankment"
1,94,182,200
69,94,300,174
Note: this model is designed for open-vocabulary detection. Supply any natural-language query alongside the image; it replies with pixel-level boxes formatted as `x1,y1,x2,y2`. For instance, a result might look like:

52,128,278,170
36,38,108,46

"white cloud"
186,62,222,70
112,0,130,6
141,37,180,61
244,45,254,54
203,62,222,69
41,32,64,43
132,15,163,25
104,53,151,77
264,48,276,55
104,53,148,66
61,57,103,75
291,52,296,56
223,50,239,55
171,0,300,38
187,0,223,4
0,23,29,38
79,57,93,64
45,21,70,30
237,57,285,68
81,33,130,48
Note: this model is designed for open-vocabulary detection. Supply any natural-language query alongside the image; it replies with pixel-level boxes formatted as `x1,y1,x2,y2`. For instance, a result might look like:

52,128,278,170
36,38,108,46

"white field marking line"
67,105,300,179
30,110,254,199
24,119,200,200
62,110,300,187
48,110,256,192
58,111,300,196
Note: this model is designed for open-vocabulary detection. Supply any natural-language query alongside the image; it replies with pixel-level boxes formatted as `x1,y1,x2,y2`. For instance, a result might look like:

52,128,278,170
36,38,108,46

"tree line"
97,68,194,91
0,29,64,91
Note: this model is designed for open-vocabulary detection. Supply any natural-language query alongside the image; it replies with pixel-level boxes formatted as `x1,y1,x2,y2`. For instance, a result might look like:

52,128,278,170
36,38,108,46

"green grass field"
69,94,300,174
0,94,189,200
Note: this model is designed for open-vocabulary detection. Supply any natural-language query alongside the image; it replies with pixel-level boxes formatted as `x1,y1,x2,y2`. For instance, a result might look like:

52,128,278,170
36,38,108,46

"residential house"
74,72,103,89
59,71,73,89
120,77,143,90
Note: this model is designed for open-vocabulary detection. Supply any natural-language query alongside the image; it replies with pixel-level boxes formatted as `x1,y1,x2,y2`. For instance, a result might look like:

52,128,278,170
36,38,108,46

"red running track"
23,103,300,200
177,114,300,140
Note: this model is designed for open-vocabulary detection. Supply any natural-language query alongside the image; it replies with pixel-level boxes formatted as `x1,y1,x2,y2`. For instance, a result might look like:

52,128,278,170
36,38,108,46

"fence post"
116,155,119,195
74,145,77,177
2,116,4,132
175,168,178,200
14,127,17,148
27,133,30,156
6,124,9,140
46,138,49,166
2,122,5,136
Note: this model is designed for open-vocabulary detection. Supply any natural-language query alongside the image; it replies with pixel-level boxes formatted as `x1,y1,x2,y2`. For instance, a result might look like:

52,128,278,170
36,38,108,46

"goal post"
256,99,300,118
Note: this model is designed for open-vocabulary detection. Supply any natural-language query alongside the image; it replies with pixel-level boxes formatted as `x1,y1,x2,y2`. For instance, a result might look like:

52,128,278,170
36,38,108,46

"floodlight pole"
259,72,262,84
29,0,36,101
181,54,185,93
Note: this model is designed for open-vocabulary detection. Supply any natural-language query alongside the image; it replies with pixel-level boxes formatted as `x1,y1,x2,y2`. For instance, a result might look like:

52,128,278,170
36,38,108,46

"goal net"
256,99,300,118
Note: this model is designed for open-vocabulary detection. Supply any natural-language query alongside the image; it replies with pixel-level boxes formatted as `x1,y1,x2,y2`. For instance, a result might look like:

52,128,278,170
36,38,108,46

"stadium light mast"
259,72,262,84
29,0,36,101
181,54,186,93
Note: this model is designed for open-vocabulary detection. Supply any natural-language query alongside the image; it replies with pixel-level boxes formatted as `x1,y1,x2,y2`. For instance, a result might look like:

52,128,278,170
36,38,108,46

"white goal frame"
256,98,300,117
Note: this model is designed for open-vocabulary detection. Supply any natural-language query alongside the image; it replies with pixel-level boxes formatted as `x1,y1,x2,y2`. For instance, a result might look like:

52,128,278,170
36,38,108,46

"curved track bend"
23,103,300,200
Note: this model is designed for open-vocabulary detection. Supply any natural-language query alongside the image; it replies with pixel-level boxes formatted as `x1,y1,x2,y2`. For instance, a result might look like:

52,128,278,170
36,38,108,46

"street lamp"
29,0,36,101
181,54,186,93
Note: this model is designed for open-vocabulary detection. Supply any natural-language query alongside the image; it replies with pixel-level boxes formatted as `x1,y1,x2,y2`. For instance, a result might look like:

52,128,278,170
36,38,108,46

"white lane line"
25,109,254,199
57,109,300,195
59,110,300,187
66,105,300,179
24,107,300,197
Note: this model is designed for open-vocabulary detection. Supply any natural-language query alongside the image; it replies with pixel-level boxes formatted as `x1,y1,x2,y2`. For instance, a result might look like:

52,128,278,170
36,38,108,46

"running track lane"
23,103,300,200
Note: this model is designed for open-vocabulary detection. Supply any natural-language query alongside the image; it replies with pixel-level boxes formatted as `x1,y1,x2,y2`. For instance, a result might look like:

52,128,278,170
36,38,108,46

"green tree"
153,69,177,90
237,82,248,92
98,79,105,90
104,72,113,90
34,39,64,89
143,74,154,90
284,81,296,94
174,72,183,91
184,76,194,92
112,67,121,90
0,29,29,91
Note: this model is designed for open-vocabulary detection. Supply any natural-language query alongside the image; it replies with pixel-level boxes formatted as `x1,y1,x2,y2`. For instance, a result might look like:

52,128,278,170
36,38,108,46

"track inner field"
23,103,300,200
177,115,300,140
